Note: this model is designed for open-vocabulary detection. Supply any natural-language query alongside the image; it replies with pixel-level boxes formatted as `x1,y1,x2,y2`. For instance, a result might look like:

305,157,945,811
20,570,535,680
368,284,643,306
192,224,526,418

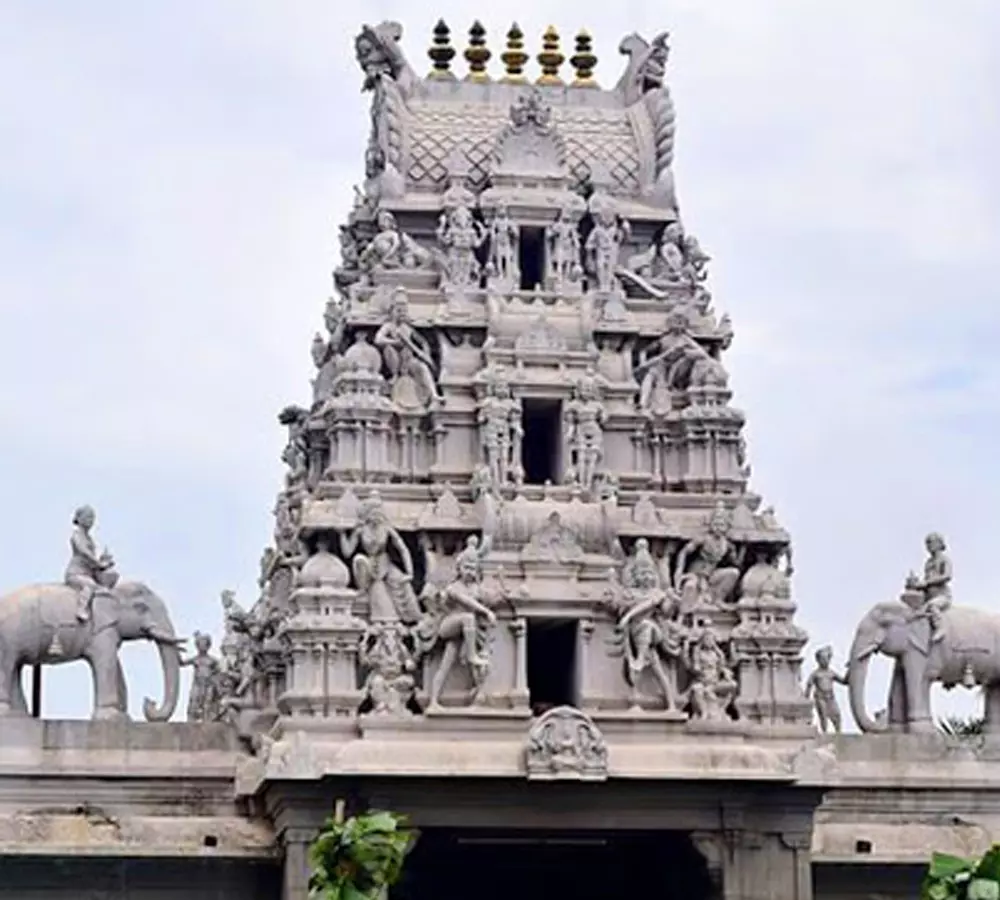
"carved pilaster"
281,826,316,900
510,617,529,707
719,829,813,900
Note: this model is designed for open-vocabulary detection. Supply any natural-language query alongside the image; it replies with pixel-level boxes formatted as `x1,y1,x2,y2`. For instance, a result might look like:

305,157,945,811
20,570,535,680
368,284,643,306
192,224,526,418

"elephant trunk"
847,643,884,734
143,608,181,722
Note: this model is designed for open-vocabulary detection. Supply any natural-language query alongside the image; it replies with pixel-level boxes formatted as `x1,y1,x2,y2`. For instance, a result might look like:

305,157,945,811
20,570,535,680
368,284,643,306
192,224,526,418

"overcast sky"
1,1,997,727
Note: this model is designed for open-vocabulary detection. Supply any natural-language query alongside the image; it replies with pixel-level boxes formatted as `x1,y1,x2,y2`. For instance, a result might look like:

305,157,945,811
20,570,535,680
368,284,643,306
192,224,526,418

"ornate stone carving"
339,492,421,624
547,206,583,293
492,89,567,180
437,155,487,293
904,531,953,644
477,366,523,487
514,314,567,353
605,539,687,711
182,632,223,723
414,534,497,709
359,210,434,278
521,511,584,564
674,502,744,610
615,31,676,206
0,505,183,723
805,645,846,733
278,406,309,490
486,204,520,292
354,22,417,200
564,371,606,494
373,288,442,409
584,195,629,295
687,629,737,722
634,311,725,415
311,299,347,409
524,706,608,781
359,621,417,716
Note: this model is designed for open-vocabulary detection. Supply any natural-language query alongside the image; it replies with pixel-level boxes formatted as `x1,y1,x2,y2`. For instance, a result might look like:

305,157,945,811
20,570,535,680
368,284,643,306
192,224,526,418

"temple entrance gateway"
395,829,713,900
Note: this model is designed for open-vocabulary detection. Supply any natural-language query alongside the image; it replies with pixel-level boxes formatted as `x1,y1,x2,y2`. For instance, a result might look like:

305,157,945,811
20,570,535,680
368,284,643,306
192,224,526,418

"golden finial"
427,19,457,79
464,20,491,82
536,25,565,86
570,29,598,88
500,22,529,84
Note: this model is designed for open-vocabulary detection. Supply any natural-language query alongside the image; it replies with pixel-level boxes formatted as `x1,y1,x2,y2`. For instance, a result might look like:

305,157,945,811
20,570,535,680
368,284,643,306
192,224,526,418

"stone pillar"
281,827,315,900
720,829,813,900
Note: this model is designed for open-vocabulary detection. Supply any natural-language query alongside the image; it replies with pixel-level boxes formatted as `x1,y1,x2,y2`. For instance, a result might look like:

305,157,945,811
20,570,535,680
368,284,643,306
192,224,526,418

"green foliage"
922,847,1000,900
308,808,418,900
938,716,986,738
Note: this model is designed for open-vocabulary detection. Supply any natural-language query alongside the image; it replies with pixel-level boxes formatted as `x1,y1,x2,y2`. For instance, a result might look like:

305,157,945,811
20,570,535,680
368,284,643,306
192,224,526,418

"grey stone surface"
5,16,994,900
0,506,183,723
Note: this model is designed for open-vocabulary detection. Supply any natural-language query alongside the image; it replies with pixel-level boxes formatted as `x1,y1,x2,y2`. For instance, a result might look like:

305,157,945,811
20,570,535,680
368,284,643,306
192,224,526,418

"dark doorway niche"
518,226,545,290
395,828,713,900
521,399,562,485
527,618,577,712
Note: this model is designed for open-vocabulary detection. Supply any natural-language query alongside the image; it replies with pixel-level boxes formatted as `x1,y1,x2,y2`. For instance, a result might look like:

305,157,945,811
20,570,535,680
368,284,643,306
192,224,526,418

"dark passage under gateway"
393,829,713,900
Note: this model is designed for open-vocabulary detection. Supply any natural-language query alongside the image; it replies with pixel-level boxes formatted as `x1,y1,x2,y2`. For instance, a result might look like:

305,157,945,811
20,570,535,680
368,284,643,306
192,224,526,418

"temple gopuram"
1,19,998,900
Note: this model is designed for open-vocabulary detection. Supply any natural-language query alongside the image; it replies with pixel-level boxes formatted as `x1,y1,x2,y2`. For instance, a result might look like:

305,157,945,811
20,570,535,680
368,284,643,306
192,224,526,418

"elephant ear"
907,616,931,657
92,593,124,635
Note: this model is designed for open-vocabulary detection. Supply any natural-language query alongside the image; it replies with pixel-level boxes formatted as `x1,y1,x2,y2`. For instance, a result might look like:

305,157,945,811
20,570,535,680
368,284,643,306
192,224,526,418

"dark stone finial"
427,19,457,79
536,25,564,86
464,20,492,82
570,29,598,88
500,22,529,84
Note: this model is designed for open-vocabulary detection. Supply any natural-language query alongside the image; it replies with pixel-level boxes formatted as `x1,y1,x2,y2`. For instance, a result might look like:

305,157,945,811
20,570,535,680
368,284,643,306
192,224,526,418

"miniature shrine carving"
525,706,608,781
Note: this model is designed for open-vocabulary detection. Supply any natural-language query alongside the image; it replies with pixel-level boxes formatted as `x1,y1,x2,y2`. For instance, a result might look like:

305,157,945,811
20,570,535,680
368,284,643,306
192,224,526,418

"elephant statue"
847,592,1000,734
0,580,183,722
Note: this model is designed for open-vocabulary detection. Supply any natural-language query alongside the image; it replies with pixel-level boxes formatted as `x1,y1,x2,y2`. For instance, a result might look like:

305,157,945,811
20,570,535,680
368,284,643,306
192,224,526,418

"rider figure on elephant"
904,532,952,645
64,505,119,623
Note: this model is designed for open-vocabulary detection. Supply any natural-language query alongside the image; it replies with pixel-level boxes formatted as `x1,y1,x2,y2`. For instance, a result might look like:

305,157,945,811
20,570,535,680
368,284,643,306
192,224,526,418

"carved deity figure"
904,532,952,644
804,645,846,734
674,503,744,611
182,632,223,723
478,369,522,487
339,492,421,624
65,505,119,623
565,372,606,493
358,622,416,716
415,535,496,709
278,406,309,489
437,202,487,292
311,299,346,408
687,629,737,722
358,210,433,274
547,208,580,291
634,311,720,413
584,205,629,294
610,539,687,711
682,233,711,282
627,223,685,286
487,205,520,291
373,290,442,407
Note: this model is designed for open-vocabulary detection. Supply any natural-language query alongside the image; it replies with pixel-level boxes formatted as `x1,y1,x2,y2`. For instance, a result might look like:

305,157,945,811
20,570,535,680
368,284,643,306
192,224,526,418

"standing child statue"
805,645,847,733
64,505,119,623
181,632,223,723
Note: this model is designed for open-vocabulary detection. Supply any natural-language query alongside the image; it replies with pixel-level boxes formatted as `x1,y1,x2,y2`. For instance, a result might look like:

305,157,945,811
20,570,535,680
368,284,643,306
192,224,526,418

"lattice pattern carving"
406,101,641,194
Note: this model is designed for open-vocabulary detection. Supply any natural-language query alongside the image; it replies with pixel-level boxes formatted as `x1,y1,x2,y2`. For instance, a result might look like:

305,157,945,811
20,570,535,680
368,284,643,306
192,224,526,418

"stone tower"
215,19,815,792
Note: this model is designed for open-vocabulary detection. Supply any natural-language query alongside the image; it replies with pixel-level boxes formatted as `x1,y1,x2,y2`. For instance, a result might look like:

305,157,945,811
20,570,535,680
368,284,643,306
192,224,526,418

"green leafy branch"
308,801,418,900
923,848,1000,900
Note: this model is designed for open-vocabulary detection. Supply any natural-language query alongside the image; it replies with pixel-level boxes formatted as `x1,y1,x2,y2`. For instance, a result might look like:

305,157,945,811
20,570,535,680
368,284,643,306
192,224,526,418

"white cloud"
0,2,997,725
